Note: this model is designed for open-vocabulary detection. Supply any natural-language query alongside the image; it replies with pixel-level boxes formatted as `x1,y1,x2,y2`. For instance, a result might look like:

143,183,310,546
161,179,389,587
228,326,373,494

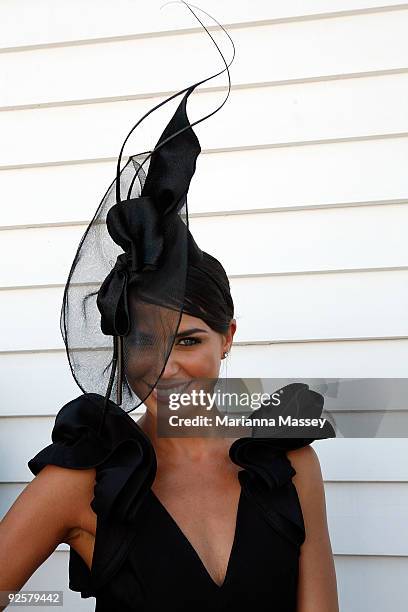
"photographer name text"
166,415,327,428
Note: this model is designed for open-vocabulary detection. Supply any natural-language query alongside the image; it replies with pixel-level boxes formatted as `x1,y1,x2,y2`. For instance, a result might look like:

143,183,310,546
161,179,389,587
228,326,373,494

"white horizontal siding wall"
1,1,408,610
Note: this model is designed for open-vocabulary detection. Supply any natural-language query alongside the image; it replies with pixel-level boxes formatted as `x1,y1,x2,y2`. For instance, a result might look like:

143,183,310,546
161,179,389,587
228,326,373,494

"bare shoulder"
32,464,97,541
286,445,323,487
287,446,329,542
0,465,97,593
285,445,327,522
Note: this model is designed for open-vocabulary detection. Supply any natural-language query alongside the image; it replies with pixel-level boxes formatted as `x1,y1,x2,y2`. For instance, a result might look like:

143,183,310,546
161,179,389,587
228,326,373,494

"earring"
222,350,229,359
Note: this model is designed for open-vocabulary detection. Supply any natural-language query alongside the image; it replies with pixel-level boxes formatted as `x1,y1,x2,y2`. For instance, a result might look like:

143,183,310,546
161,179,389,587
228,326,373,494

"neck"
136,407,235,463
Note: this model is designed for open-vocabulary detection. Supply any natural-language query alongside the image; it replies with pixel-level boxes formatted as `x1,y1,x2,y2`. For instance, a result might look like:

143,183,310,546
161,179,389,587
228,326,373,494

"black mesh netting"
60,152,196,413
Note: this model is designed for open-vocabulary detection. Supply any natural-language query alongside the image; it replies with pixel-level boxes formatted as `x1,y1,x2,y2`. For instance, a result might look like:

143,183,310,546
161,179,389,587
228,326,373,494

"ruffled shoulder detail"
228,383,335,549
27,393,157,594
229,436,307,549
28,392,156,523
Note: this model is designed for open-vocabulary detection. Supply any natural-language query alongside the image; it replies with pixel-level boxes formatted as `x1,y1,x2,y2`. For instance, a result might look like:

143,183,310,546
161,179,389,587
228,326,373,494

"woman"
0,3,339,610
0,308,339,612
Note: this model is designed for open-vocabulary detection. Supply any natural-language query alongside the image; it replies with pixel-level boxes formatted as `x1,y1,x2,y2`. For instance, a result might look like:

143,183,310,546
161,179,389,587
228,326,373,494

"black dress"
28,393,309,612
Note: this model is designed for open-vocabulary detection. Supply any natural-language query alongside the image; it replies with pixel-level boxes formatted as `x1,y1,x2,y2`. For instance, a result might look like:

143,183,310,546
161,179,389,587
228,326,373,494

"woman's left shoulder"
286,444,321,471
286,445,324,495
285,445,328,533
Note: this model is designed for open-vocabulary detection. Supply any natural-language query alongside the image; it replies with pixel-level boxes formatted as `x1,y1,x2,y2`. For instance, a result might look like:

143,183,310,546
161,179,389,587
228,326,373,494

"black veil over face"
59,2,236,431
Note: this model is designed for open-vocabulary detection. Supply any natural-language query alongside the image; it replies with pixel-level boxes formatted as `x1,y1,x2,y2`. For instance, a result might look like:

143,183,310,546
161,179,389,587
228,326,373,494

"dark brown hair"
183,251,234,334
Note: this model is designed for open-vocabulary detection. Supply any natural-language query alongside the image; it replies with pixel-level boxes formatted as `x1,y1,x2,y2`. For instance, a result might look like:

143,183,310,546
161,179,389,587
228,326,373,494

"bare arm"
0,465,95,611
287,445,339,612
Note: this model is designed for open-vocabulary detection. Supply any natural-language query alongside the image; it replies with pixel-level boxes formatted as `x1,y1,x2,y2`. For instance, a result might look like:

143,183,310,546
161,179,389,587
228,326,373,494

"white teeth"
158,383,189,394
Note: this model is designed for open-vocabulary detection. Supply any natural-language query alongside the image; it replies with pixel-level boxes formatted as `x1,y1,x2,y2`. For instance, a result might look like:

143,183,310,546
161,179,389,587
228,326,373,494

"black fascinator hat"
59,2,235,432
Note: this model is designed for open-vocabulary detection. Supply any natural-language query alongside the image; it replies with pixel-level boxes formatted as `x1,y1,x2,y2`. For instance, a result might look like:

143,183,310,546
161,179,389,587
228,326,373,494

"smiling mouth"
142,380,193,397
155,381,192,394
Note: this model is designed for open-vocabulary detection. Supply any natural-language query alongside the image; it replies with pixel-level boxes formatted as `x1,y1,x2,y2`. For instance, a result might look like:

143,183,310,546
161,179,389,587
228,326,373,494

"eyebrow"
176,327,209,338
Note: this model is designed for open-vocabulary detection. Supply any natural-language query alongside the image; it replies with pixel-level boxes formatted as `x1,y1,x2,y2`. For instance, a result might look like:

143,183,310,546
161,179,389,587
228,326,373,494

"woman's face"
143,312,236,412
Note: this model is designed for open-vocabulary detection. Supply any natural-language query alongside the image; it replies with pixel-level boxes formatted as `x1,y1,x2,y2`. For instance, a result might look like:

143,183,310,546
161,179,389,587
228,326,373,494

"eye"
177,336,202,347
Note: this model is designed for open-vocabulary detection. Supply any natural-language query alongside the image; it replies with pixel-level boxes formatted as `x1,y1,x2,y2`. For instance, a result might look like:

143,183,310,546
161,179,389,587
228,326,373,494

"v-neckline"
149,487,243,590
